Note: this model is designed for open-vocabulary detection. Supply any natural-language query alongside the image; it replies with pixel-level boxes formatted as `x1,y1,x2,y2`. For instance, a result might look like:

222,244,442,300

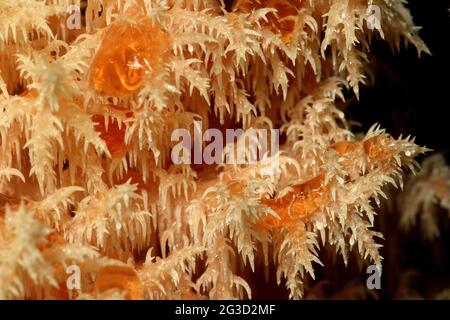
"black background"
348,0,450,157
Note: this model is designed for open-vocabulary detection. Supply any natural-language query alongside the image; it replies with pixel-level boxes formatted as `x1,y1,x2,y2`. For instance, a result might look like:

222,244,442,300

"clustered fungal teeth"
88,18,173,97
399,154,450,240
0,0,438,300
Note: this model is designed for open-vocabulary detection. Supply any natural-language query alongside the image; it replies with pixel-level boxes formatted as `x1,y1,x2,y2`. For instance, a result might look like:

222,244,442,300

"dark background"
336,0,450,299
337,0,450,299
360,0,450,300
348,0,450,157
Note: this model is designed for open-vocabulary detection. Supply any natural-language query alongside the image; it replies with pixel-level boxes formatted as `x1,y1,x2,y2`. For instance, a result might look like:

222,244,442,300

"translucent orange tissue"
93,114,127,158
258,173,328,229
89,19,172,97
94,265,144,300
233,0,304,44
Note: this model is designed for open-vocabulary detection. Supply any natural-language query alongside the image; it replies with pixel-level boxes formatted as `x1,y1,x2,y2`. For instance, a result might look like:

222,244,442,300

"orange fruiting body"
331,141,358,156
258,173,327,229
363,136,392,161
233,0,304,44
332,137,394,162
20,88,38,98
94,265,144,300
93,114,128,158
89,19,172,97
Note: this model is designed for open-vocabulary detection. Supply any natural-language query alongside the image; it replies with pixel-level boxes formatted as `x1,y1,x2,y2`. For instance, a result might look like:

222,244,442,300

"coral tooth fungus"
233,0,304,43
93,114,127,157
259,173,327,229
88,19,172,97
0,0,440,301
94,265,143,300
